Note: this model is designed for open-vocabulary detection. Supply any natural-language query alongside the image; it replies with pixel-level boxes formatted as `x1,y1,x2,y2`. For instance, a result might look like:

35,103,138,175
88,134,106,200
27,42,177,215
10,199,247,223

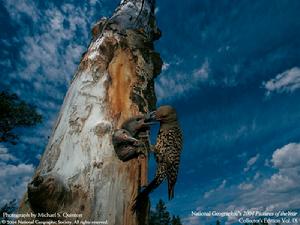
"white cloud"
263,67,300,95
217,45,230,53
238,182,254,191
0,59,12,68
1,0,107,138
182,215,201,225
271,143,300,168
192,60,209,81
204,179,226,199
198,143,300,219
155,59,210,101
0,145,17,161
170,142,300,225
243,154,260,172
253,172,260,180
3,0,40,23
161,62,170,72
2,0,104,108
0,163,34,178
263,171,300,193
0,162,34,205
262,143,300,193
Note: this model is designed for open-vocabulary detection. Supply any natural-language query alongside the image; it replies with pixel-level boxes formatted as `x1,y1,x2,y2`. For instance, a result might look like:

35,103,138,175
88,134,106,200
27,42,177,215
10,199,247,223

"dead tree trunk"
18,0,162,224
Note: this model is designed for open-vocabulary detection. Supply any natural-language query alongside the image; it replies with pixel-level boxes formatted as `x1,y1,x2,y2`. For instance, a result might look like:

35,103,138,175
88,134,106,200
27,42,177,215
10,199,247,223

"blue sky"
1,0,300,224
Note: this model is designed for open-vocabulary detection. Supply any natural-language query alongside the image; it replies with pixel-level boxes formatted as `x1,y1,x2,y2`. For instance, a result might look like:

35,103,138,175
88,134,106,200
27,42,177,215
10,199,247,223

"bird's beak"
123,135,139,143
144,110,160,123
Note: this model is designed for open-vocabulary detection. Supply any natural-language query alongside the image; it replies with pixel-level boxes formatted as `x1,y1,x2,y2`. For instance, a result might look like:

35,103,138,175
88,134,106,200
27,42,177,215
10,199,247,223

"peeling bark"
19,1,161,225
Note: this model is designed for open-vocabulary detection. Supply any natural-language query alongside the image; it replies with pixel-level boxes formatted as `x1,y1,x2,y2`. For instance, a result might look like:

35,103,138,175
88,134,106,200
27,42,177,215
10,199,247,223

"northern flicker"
121,115,151,138
132,105,183,211
112,115,152,162
112,129,142,162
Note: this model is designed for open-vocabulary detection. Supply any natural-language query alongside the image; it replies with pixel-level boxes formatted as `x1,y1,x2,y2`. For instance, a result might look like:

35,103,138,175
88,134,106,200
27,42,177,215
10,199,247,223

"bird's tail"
167,179,175,200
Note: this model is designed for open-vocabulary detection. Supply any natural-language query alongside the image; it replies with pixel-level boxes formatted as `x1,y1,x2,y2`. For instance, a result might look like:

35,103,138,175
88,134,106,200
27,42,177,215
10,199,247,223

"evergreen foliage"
0,91,42,144
149,199,182,225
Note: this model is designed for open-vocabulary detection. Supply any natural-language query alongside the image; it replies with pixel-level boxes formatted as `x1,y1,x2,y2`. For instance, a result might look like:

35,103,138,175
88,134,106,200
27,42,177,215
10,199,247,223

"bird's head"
112,129,139,144
121,115,153,136
146,105,178,124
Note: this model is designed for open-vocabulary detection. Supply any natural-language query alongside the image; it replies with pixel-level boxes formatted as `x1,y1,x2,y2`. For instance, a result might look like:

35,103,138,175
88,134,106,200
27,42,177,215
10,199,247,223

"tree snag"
18,0,162,225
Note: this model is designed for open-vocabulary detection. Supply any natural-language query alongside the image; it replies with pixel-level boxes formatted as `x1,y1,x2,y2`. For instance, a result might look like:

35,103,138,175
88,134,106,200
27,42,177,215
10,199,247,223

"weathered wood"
27,172,71,214
19,0,161,225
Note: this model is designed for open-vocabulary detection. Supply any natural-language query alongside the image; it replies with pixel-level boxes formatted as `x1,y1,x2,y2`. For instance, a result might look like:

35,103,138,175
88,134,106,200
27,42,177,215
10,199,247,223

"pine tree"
216,220,221,225
149,209,159,225
171,215,182,225
0,199,17,223
156,199,171,225
0,91,42,144
149,199,183,225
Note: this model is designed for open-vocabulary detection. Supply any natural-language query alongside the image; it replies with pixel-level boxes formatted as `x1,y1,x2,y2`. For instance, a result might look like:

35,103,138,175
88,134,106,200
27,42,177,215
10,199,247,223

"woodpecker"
112,115,153,162
132,105,183,211
112,129,142,162
121,115,151,138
